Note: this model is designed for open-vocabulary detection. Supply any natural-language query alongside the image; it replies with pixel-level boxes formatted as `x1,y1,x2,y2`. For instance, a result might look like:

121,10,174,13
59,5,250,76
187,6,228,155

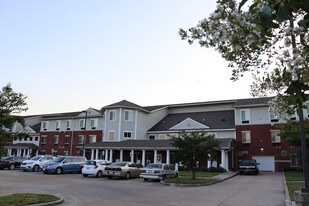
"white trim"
123,131,132,138
240,109,250,123
241,131,251,144
147,128,235,134
118,108,122,141
275,160,291,163
169,118,209,130
134,110,137,140
104,110,107,141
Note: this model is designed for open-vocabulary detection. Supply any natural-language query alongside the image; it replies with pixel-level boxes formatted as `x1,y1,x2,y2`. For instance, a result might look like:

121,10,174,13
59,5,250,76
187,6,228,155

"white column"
221,150,229,171
36,150,39,156
120,150,123,162
225,152,229,171
7,149,11,156
142,150,146,166
95,149,99,159
109,149,113,162
83,149,86,157
105,149,108,161
91,149,94,160
28,149,31,158
17,149,20,156
130,150,134,162
154,150,157,164
166,150,170,164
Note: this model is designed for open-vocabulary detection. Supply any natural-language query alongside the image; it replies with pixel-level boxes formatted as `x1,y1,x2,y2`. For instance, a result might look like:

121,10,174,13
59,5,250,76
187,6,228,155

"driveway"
0,170,285,206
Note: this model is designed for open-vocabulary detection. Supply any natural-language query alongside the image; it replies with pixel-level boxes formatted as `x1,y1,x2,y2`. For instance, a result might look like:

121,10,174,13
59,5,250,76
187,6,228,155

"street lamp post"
82,110,88,157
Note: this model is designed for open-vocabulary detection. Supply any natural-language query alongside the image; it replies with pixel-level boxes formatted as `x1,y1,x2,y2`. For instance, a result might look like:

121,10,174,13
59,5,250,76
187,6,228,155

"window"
291,154,301,167
78,135,85,144
64,151,69,156
89,135,97,143
41,136,47,144
124,110,133,121
29,137,33,141
65,135,70,144
159,134,166,140
148,135,155,140
240,109,250,123
80,119,85,128
271,130,281,143
306,102,309,118
35,136,38,141
56,120,61,130
281,150,287,157
109,110,116,121
19,136,22,141
54,135,59,144
42,121,49,130
108,131,115,141
66,120,71,130
269,112,279,122
123,131,132,138
241,131,251,144
90,118,98,129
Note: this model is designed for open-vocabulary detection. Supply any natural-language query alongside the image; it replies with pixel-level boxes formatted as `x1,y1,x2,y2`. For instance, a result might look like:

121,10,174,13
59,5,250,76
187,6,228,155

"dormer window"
90,118,98,129
42,121,49,131
66,120,71,130
80,119,85,129
240,109,250,124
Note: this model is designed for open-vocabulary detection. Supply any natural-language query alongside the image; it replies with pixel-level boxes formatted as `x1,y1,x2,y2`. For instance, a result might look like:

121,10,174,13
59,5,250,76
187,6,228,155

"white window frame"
240,109,250,123
241,131,251,144
271,130,281,143
54,135,59,144
90,118,98,128
89,135,97,143
56,120,61,130
42,121,49,130
66,120,71,129
78,135,85,144
41,136,47,144
109,110,117,121
80,119,85,128
124,110,133,121
123,131,132,138
108,130,116,141
159,134,166,140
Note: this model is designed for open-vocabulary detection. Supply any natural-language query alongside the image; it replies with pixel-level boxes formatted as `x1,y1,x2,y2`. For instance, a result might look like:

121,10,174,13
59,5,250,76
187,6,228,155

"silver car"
104,162,142,180
140,163,178,181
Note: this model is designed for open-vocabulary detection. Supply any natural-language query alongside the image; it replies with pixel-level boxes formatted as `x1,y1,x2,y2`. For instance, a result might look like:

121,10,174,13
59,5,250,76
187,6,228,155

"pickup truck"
239,159,259,175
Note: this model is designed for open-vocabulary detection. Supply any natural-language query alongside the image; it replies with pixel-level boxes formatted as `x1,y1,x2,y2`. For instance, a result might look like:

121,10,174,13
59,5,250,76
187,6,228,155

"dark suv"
239,159,259,175
0,156,28,170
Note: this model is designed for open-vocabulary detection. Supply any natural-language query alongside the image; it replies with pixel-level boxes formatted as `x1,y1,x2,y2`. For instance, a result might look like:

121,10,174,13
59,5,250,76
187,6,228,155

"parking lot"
0,170,285,206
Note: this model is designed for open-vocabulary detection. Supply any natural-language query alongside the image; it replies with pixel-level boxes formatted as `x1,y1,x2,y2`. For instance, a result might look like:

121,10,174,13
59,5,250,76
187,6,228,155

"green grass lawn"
164,177,219,184
284,171,304,181
284,171,305,201
0,193,59,206
286,181,305,201
179,171,222,177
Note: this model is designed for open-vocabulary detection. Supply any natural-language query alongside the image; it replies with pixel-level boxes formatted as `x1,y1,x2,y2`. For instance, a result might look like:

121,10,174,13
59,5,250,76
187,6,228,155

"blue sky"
0,0,254,115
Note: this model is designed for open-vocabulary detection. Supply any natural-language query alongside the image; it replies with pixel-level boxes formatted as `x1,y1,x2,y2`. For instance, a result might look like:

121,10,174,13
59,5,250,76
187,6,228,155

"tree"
0,83,28,157
279,120,309,147
179,0,308,191
171,131,220,179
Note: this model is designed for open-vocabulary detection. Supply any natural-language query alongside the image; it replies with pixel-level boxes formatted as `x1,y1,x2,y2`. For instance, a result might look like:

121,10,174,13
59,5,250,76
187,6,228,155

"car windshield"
240,160,256,165
86,161,96,165
51,157,66,163
146,164,162,169
111,162,126,167
30,156,41,161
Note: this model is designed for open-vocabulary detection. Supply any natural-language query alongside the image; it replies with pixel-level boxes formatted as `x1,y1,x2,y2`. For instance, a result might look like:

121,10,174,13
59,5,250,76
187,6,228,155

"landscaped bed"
178,171,222,177
164,177,219,184
284,171,304,201
0,193,60,206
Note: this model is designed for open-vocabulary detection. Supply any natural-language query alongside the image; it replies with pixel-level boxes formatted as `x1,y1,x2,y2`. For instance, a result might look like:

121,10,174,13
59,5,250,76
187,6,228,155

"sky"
0,0,255,115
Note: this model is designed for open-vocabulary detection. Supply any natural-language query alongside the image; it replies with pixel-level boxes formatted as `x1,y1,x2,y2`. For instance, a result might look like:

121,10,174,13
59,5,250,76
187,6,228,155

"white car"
140,163,178,181
21,155,54,172
82,160,111,178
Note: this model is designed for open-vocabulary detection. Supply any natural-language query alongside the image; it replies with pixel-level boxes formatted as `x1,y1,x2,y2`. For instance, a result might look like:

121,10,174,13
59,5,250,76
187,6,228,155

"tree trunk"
192,167,196,179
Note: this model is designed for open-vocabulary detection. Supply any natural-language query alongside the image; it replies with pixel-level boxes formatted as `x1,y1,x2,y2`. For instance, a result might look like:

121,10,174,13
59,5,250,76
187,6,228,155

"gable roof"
148,110,235,131
102,100,150,113
232,97,274,108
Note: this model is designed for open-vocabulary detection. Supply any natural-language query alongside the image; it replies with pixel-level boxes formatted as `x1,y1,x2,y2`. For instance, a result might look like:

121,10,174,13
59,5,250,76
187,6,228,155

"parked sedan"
140,163,178,181
82,160,111,178
104,162,142,179
0,156,28,170
239,159,260,175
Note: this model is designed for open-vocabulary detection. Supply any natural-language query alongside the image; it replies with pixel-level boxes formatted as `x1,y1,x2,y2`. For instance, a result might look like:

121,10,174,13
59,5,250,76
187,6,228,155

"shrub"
208,166,226,172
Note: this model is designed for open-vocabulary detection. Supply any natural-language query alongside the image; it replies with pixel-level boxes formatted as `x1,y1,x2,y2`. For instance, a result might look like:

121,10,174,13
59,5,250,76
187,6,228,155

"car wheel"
96,171,103,178
125,172,130,180
33,165,40,172
143,178,148,182
9,164,15,170
83,174,88,177
55,167,63,175
108,176,113,179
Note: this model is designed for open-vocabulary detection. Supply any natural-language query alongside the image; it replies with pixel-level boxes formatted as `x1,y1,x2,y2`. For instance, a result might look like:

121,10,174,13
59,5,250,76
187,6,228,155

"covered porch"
4,143,40,158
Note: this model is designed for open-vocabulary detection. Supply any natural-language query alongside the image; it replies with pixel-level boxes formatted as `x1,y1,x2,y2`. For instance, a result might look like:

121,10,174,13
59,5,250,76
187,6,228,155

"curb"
161,172,239,187
282,172,293,206
27,197,64,206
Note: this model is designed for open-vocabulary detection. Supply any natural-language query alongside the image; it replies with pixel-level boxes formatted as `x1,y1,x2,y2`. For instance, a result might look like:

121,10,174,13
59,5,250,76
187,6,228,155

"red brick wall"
236,124,299,171
40,130,103,156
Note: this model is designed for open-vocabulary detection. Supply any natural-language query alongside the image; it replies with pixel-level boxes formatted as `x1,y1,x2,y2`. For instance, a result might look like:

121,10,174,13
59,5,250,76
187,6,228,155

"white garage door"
252,156,275,171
